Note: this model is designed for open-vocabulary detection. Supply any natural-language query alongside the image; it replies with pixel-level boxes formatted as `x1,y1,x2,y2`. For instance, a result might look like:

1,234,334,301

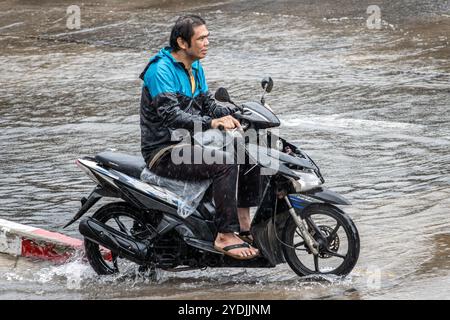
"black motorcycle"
65,77,360,277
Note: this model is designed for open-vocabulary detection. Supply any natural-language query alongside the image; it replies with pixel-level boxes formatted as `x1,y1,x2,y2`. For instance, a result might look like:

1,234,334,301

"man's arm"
201,92,236,119
154,93,212,130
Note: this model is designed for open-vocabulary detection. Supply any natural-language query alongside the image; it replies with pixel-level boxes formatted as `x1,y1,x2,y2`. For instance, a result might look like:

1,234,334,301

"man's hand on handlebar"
211,115,241,130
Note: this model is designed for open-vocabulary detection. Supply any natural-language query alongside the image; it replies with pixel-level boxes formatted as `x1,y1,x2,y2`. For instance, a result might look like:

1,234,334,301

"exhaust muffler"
79,217,148,264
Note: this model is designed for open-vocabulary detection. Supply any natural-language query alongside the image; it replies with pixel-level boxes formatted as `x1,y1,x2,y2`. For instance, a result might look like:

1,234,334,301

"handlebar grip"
218,125,224,131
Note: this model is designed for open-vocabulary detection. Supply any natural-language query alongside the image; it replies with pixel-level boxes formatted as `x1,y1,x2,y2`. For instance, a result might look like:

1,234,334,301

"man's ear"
177,37,188,50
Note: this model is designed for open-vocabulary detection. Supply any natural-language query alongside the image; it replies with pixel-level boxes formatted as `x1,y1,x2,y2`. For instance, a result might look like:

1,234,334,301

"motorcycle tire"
282,203,360,277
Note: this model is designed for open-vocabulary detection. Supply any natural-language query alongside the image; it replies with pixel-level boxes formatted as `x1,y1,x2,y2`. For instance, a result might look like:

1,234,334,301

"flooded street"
0,0,449,299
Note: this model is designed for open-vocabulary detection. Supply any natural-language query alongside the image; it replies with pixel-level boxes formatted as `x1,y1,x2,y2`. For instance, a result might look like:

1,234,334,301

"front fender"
288,188,351,209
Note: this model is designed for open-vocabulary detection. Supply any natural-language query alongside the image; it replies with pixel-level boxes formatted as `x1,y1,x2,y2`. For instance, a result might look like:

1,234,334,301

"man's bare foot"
214,232,259,259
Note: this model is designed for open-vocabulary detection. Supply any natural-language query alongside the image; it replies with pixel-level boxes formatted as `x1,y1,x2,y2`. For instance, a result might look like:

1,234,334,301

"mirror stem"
230,100,243,113
261,91,266,106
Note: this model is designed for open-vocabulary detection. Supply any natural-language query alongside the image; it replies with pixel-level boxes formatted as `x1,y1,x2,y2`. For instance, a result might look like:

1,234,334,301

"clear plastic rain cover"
140,129,238,218
140,168,212,219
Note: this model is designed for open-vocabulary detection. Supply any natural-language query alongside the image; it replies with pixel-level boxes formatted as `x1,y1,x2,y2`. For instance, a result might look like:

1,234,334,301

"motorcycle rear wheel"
282,204,360,277
84,202,156,275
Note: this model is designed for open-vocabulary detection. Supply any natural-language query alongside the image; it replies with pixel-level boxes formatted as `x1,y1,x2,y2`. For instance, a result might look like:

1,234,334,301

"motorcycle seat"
95,151,146,179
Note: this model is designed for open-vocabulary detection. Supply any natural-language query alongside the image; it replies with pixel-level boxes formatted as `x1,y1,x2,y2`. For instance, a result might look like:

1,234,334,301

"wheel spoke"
114,216,130,235
323,249,346,259
111,252,119,271
295,229,304,239
328,223,341,242
294,241,305,248
294,241,307,251
132,228,151,239
313,254,320,272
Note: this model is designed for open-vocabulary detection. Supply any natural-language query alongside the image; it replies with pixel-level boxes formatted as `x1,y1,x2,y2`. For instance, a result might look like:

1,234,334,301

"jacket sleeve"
145,62,212,130
154,93,212,130
201,91,236,118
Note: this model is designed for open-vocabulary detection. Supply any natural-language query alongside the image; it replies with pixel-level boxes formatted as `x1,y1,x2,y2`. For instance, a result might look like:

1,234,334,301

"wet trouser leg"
237,164,261,208
150,147,240,234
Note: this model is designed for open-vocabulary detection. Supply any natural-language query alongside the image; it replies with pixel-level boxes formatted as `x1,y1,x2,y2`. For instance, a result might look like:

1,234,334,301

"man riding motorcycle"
139,15,260,259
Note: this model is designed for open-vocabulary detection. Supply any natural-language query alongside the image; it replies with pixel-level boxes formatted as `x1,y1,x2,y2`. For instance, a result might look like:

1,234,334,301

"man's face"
181,24,210,61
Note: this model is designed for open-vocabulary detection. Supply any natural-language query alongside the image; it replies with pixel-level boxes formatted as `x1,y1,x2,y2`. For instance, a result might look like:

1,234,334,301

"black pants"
150,147,260,234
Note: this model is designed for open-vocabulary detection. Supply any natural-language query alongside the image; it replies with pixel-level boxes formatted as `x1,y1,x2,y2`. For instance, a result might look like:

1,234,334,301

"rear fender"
64,185,115,228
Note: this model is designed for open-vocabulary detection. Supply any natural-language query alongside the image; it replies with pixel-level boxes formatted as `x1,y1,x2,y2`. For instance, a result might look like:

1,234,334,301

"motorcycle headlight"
290,170,323,192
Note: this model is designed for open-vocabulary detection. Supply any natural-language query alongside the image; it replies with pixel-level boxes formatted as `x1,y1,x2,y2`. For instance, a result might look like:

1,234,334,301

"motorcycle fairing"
237,101,281,129
66,158,209,228
78,157,204,209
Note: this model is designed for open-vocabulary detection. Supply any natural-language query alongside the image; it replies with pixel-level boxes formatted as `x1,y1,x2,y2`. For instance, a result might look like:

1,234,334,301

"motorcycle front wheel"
282,204,360,277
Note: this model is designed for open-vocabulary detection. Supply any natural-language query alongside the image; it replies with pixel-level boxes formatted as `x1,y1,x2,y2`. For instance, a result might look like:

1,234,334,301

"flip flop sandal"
237,231,254,245
214,242,259,260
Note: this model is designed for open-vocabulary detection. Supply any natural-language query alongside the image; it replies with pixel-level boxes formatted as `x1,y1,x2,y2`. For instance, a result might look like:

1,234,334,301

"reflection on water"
0,0,449,299
416,234,450,276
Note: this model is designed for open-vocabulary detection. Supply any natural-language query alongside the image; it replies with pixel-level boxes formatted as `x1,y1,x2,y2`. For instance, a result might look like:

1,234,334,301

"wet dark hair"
169,15,206,51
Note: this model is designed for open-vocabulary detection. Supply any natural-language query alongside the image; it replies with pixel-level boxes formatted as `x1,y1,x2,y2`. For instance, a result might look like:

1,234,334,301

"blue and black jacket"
139,47,234,165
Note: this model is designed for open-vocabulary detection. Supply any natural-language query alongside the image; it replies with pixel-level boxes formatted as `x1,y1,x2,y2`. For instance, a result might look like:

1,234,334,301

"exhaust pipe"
79,217,148,264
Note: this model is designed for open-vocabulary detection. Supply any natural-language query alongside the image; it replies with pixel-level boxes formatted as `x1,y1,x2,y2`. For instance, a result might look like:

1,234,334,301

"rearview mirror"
214,87,231,103
261,77,273,93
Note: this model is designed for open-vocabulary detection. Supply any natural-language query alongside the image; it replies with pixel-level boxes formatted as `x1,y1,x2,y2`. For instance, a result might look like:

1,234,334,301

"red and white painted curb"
0,218,83,263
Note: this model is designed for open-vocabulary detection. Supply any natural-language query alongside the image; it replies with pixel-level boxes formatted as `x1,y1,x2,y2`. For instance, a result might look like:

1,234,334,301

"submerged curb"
0,218,83,263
